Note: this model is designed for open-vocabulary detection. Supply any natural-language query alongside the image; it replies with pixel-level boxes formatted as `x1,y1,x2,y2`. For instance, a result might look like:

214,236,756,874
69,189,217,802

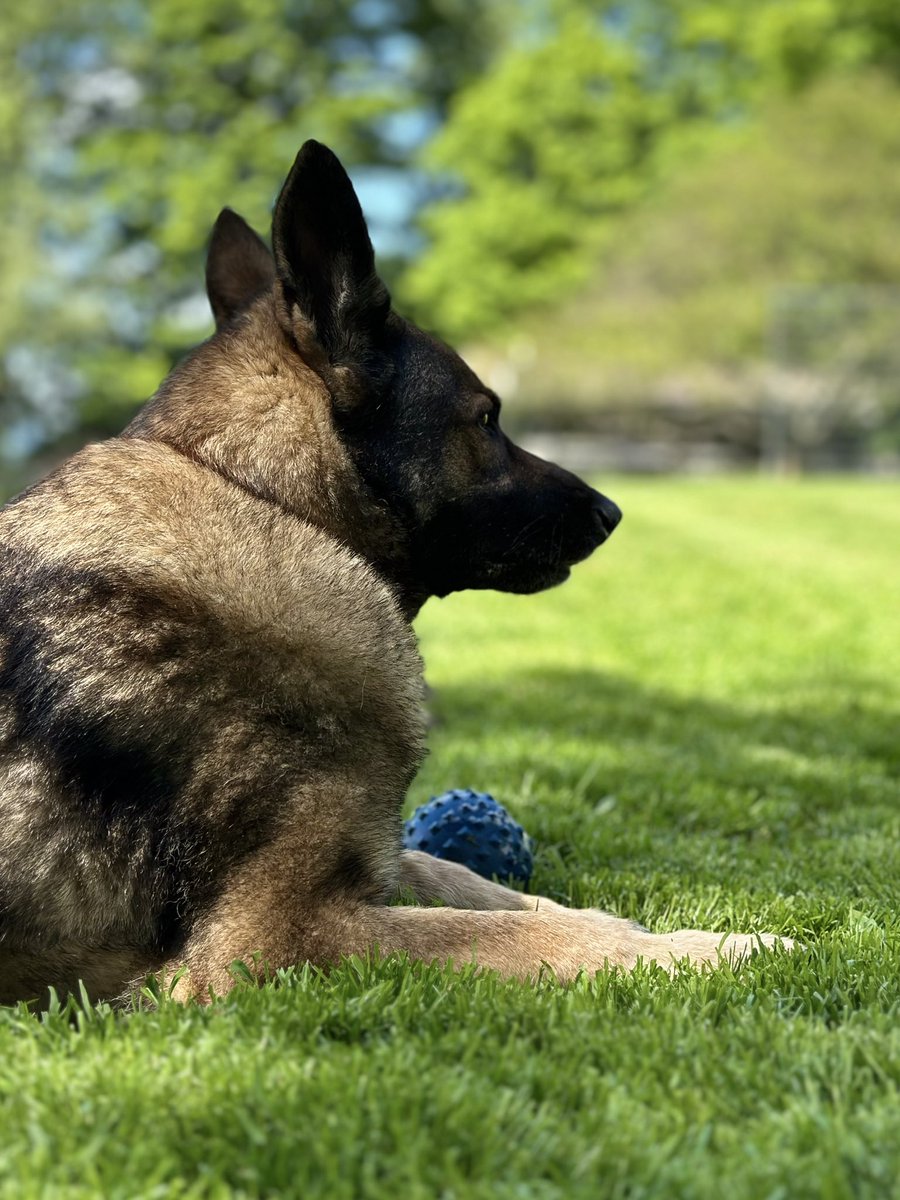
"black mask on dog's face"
333,315,621,598
209,139,621,602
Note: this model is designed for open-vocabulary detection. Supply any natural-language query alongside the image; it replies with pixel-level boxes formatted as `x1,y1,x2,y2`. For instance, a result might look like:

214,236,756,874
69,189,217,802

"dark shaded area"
418,664,898,927
431,665,897,768
424,664,898,833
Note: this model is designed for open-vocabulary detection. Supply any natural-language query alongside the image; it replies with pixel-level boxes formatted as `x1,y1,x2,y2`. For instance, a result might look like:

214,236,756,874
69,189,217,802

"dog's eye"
478,401,500,432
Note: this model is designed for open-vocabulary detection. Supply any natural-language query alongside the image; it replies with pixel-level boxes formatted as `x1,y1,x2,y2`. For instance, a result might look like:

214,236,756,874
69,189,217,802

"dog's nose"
591,492,622,538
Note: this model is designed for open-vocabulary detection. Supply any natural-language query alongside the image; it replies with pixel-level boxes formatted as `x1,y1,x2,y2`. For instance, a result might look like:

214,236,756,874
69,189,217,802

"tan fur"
0,174,791,1007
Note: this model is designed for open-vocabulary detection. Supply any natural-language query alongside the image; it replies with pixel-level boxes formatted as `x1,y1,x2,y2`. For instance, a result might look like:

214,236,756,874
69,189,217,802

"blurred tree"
0,2,107,452
402,0,900,342
504,76,900,444
401,7,670,340
5,0,900,453
1,0,513,446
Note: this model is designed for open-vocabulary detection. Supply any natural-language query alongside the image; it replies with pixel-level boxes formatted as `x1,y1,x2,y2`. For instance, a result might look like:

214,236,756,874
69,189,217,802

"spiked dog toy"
402,789,533,887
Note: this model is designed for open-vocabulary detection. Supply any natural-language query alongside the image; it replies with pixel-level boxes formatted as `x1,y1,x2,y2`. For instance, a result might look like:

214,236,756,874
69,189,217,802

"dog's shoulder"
0,435,423,728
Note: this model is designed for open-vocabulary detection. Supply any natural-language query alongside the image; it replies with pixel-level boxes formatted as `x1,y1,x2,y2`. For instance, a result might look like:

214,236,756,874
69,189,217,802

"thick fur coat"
0,142,788,1005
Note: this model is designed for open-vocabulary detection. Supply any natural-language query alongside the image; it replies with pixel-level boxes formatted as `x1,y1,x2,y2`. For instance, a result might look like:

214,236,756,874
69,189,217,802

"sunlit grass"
1,477,898,1199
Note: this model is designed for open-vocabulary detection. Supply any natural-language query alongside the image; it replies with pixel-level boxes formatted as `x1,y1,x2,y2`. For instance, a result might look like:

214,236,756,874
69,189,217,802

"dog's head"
204,140,621,603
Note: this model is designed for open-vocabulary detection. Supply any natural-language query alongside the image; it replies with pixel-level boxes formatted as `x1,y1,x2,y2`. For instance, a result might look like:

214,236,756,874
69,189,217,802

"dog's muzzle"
590,492,622,542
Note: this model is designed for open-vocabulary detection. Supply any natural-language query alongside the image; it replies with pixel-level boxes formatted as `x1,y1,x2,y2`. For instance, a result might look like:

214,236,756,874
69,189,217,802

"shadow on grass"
420,667,900,922
426,665,898,813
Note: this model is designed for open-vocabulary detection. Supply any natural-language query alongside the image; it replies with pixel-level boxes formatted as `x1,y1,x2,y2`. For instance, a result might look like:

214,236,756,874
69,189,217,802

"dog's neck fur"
126,300,429,621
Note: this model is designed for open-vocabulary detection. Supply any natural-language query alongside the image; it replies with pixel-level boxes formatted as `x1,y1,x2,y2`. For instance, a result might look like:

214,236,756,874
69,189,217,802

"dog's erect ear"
272,140,391,367
206,209,275,330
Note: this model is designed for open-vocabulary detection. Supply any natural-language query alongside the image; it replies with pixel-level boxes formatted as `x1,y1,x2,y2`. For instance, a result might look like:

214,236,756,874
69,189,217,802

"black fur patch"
324,846,381,903
0,547,205,950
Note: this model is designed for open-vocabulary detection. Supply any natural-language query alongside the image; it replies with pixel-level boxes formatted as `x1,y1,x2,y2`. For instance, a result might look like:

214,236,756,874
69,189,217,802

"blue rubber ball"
403,789,534,887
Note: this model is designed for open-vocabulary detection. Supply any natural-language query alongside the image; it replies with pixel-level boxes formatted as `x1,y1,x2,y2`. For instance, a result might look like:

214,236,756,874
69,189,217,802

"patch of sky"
352,166,428,259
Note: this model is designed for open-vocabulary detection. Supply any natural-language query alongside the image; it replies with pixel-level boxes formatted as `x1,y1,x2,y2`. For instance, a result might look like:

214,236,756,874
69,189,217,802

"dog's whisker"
505,515,546,556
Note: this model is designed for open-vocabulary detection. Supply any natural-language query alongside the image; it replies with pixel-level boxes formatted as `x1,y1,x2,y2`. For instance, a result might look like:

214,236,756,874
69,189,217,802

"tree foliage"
508,76,900,401
4,0,900,450
1,0,511,442
401,9,668,339
402,0,900,342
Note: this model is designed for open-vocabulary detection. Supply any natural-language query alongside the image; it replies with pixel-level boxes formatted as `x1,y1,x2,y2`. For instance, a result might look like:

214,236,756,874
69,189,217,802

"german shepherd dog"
0,142,789,1005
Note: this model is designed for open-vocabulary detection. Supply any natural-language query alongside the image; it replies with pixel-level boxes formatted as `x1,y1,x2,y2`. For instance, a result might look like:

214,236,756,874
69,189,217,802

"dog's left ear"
206,208,276,330
272,140,391,377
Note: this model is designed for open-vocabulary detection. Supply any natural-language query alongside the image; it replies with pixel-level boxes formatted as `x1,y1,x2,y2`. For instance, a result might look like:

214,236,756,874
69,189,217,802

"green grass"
2,477,899,1199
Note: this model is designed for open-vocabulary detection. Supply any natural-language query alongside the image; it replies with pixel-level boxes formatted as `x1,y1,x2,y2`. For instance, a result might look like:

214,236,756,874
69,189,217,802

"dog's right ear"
272,140,390,379
206,208,276,330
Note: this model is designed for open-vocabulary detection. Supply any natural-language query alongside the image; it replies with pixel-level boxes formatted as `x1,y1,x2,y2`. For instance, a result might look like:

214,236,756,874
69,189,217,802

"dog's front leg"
165,895,662,997
330,905,790,982
160,842,790,1000
395,851,792,971
397,849,568,913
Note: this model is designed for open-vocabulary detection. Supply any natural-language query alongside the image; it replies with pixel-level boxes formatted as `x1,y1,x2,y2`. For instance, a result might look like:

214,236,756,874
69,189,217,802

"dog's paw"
651,929,794,970
545,909,795,977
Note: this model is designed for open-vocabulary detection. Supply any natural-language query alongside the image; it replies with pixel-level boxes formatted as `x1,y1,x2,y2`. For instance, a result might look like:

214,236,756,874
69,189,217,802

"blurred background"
3,0,900,485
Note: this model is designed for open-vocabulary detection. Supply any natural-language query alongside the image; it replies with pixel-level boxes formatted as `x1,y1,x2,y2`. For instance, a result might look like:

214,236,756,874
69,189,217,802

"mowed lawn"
1,477,898,1199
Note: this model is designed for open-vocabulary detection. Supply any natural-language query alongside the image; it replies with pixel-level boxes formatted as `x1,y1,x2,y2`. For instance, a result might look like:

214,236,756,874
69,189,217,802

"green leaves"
400,0,900,344
402,12,663,340
5,0,900,446
0,0,510,441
